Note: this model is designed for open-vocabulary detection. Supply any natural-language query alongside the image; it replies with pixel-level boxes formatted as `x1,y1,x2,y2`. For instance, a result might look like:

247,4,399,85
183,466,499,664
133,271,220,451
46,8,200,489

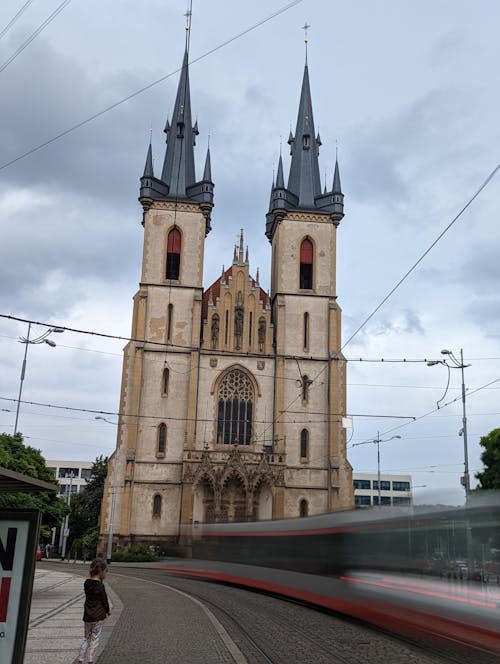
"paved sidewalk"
25,565,122,664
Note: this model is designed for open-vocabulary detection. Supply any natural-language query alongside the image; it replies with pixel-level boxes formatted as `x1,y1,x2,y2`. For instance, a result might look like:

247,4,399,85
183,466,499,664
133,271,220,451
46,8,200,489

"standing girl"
77,558,111,663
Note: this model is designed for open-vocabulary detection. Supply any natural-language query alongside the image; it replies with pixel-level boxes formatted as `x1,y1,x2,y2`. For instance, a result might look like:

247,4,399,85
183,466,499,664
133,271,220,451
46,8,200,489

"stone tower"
265,62,353,513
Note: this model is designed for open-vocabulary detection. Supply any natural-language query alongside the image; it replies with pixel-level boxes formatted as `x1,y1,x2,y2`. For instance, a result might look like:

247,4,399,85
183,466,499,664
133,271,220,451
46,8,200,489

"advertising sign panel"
0,510,40,664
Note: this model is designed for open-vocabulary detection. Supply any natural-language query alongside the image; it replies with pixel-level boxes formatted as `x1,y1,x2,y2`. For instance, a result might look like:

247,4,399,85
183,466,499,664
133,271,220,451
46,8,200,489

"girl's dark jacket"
83,578,110,622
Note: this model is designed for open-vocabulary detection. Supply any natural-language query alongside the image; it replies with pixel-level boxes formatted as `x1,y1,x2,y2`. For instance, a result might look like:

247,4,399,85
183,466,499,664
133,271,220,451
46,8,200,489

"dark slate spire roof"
143,142,154,178
265,62,345,241
139,46,214,231
332,158,342,194
160,49,196,196
202,147,212,181
287,65,322,208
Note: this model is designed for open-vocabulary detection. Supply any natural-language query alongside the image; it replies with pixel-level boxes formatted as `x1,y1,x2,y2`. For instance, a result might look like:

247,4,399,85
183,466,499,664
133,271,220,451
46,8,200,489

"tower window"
162,367,169,395
300,239,313,289
166,227,181,280
224,310,229,346
299,499,308,517
300,429,309,459
157,423,166,455
303,312,309,350
248,311,253,347
216,369,254,445
153,494,162,517
167,304,173,341
302,375,311,401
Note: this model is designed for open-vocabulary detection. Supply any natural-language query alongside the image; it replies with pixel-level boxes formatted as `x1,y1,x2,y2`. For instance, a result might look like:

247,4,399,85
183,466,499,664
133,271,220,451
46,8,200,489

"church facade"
98,46,353,554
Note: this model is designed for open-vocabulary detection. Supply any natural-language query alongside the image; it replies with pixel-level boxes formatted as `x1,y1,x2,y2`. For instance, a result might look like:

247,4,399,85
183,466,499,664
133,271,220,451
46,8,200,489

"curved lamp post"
427,348,471,498
352,432,401,506
14,323,64,434
96,416,119,562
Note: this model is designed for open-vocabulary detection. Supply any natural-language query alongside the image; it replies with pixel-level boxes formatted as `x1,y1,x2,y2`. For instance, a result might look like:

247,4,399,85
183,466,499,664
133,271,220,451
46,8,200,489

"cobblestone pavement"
26,564,121,664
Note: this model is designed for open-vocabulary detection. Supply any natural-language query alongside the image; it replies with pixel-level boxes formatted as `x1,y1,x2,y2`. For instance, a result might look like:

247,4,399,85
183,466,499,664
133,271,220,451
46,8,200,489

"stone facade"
98,50,353,556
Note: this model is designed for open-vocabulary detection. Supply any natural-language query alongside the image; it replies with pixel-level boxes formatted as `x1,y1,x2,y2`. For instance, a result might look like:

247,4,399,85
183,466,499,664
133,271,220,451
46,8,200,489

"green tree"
0,432,68,539
68,455,108,557
475,428,500,490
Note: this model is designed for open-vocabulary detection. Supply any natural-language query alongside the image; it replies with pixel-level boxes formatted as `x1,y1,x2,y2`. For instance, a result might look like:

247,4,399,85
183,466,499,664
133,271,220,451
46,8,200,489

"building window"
248,311,253,347
374,496,391,506
300,239,313,289
393,496,411,506
373,480,391,491
299,499,308,517
392,481,410,491
162,367,170,395
300,429,308,459
153,494,162,517
355,495,371,507
157,423,166,455
167,303,173,341
81,469,93,481
224,310,229,345
353,479,371,490
216,369,254,445
58,468,79,479
303,312,309,349
166,227,181,279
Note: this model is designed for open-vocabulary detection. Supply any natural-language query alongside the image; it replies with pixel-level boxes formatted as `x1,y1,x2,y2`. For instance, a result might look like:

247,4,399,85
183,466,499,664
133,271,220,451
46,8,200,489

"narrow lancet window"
162,367,169,395
166,227,181,280
303,312,309,350
299,499,308,517
300,239,313,289
167,304,173,341
300,429,309,459
153,494,162,517
158,423,166,454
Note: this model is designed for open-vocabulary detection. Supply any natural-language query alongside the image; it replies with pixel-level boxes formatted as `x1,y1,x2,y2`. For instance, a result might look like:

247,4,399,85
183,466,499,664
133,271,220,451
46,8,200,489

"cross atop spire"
301,22,310,64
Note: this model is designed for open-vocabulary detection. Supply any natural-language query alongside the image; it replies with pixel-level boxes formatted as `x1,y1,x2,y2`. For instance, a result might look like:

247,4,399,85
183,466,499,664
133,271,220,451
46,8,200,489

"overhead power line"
342,162,500,350
0,0,72,75
0,0,36,41
0,0,303,172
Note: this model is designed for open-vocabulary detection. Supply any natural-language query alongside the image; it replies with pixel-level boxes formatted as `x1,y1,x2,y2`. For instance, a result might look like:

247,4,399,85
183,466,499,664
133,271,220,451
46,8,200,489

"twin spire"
266,62,344,241
139,48,214,229
139,35,344,241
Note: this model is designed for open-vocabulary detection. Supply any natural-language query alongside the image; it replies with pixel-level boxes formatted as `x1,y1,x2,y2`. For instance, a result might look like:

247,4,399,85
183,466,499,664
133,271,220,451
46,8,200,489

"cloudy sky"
1,0,499,505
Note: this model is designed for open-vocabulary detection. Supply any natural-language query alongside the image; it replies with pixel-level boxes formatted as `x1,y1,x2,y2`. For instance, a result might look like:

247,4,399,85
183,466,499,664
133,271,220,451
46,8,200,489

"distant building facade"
46,459,93,497
353,473,412,507
98,43,354,554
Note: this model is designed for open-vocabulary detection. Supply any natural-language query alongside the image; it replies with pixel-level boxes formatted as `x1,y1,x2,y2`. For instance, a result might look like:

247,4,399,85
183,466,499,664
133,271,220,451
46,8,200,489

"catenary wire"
0,0,36,40
0,0,72,75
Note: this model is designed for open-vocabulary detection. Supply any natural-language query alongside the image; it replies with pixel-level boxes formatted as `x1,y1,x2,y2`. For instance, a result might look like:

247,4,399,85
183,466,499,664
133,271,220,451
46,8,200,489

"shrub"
110,546,156,562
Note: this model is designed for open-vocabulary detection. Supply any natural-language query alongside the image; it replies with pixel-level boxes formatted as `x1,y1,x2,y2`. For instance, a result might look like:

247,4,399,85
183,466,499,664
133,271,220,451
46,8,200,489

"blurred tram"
163,494,500,659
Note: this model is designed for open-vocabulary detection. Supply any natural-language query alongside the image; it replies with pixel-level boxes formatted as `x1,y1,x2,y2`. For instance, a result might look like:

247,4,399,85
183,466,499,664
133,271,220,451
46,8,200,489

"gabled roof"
202,267,269,321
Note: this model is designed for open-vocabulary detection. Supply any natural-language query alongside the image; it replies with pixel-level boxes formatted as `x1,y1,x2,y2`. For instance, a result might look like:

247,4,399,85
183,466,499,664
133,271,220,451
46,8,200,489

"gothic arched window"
166,227,181,280
162,367,169,395
300,238,313,289
300,429,309,459
216,369,254,445
157,423,166,455
299,499,308,517
153,494,162,517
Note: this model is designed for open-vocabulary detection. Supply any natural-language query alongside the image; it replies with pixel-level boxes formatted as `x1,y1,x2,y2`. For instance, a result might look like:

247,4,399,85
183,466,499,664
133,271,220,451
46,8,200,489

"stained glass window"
216,369,254,445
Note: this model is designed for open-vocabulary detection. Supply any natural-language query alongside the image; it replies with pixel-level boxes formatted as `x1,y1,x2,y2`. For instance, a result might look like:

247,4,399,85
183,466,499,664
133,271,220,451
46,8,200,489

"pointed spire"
233,245,238,263
245,246,249,264
203,147,212,181
238,229,244,263
256,267,260,285
221,264,225,283
276,154,285,188
160,49,196,197
143,142,154,178
287,64,322,208
332,158,342,194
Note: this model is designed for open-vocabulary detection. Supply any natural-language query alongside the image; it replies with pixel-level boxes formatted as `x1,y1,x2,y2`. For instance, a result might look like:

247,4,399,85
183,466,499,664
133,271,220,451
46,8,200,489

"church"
98,39,354,554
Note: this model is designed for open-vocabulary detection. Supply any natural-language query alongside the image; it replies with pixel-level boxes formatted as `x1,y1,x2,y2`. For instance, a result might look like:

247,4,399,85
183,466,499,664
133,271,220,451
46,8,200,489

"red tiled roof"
202,267,268,321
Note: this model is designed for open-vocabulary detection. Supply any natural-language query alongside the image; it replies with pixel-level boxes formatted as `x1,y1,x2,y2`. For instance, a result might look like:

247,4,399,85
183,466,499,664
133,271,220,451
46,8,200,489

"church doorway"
220,476,247,522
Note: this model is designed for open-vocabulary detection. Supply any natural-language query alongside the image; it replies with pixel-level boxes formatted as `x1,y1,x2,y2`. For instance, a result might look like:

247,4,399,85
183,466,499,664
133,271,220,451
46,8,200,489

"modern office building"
353,473,412,507
46,459,93,497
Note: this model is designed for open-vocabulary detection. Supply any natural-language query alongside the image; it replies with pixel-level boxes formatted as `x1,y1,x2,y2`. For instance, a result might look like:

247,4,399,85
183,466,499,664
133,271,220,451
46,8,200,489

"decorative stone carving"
257,360,265,370
209,357,218,368
211,313,220,349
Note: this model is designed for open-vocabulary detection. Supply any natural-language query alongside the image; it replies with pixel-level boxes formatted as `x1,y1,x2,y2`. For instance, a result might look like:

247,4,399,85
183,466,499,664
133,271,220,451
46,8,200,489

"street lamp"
14,323,64,434
95,416,119,562
352,432,401,506
427,348,471,498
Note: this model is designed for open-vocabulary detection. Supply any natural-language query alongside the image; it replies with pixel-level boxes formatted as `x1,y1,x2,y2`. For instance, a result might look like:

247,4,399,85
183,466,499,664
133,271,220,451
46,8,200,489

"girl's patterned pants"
78,621,103,663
